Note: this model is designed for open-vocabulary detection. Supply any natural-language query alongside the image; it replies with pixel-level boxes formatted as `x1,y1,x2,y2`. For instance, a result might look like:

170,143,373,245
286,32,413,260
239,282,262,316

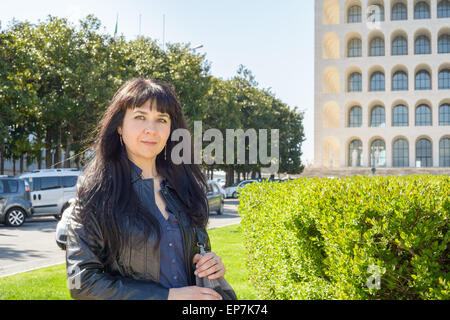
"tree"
33,15,120,168
0,15,304,178
0,21,40,174
201,77,243,185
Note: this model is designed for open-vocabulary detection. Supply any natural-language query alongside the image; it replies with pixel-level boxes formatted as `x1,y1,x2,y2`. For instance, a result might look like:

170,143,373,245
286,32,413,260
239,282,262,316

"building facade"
315,0,450,168
1,149,76,175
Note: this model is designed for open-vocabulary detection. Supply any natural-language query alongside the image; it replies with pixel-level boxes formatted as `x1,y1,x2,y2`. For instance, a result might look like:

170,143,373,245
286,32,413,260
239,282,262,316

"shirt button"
171,259,176,264
173,275,178,280
169,243,173,247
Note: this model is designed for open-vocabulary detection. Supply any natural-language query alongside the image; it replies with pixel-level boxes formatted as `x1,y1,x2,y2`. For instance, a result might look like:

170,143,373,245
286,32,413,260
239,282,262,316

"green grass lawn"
0,223,258,300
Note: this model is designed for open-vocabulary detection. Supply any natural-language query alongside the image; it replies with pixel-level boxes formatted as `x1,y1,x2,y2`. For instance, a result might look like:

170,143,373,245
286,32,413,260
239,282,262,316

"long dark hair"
76,78,208,265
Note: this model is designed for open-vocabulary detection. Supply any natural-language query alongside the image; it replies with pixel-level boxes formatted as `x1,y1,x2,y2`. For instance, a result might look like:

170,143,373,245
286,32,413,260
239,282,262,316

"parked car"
211,178,225,188
208,179,226,200
17,168,82,220
207,180,225,215
0,177,33,227
55,197,76,250
224,179,259,199
55,179,224,250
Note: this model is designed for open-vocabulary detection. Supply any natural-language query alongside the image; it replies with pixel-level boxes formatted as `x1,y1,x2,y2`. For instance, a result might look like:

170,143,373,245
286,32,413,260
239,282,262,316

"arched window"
348,5,362,23
415,70,431,90
438,34,450,53
348,72,362,92
416,104,432,126
393,139,409,167
393,105,409,126
370,140,386,167
415,35,431,54
349,106,362,127
439,104,450,125
370,37,385,56
414,1,430,19
367,4,385,22
438,69,450,89
392,36,408,55
392,3,408,20
371,106,385,127
416,138,432,167
348,38,362,57
370,72,385,91
440,138,450,167
348,140,363,167
392,71,408,91
438,0,450,18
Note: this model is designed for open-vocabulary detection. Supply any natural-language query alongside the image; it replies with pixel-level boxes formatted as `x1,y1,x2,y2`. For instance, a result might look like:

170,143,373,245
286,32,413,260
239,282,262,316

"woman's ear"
117,126,122,136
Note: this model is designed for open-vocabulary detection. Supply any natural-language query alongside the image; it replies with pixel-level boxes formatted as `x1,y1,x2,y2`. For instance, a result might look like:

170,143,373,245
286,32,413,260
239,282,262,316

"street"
0,198,240,278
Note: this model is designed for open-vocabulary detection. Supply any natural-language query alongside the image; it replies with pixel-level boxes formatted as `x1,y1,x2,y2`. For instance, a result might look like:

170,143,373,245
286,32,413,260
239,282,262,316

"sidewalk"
208,216,241,230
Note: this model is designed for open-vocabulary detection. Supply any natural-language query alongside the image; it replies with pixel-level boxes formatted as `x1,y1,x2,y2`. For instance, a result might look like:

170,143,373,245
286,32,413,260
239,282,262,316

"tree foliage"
0,15,305,180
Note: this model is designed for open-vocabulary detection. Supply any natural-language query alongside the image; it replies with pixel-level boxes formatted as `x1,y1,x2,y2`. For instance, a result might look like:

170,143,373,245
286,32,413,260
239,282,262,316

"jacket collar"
128,158,174,190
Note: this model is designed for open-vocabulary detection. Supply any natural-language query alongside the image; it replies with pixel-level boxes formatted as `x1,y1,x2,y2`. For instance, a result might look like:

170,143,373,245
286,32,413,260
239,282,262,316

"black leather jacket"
66,177,211,300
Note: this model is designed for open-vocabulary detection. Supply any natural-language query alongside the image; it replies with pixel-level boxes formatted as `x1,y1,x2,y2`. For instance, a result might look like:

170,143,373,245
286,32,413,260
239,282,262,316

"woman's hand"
193,252,226,280
168,286,222,300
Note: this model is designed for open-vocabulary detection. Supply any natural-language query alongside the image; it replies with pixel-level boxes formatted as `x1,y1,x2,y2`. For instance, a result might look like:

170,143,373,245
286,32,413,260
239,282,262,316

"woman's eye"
134,116,168,123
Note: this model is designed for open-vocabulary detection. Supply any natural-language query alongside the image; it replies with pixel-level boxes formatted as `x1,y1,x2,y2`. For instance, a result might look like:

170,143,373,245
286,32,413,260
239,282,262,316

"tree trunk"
65,132,73,168
45,129,52,169
225,167,234,187
12,156,16,175
38,149,42,170
55,125,62,168
1,143,4,175
20,153,24,173
75,155,80,170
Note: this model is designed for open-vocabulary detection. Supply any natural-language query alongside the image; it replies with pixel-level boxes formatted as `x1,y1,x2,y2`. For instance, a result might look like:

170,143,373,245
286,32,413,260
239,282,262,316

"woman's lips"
142,141,157,146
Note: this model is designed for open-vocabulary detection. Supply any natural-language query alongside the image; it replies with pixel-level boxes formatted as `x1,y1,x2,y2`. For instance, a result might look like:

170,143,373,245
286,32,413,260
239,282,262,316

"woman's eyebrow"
133,110,170,117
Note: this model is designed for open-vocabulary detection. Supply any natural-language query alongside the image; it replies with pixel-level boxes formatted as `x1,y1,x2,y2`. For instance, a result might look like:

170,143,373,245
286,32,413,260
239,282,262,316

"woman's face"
117,99,171,163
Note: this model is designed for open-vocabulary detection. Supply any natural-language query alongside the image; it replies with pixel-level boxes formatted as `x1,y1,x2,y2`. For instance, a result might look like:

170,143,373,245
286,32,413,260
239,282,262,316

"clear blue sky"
0,0,315,165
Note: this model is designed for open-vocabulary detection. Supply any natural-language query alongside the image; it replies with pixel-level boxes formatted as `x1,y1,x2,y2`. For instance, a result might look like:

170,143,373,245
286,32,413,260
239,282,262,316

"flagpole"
139,14,141,39
163,14,165,51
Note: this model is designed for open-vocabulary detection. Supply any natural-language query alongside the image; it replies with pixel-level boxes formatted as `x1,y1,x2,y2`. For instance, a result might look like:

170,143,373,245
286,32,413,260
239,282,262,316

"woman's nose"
144,121,158,133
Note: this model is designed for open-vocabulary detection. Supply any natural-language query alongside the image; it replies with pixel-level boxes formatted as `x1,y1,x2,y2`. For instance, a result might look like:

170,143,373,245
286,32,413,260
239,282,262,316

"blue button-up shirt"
129,159,189,289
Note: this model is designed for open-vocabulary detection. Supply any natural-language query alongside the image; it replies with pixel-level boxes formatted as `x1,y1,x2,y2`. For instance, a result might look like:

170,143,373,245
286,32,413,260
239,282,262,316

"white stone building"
315,0,450,169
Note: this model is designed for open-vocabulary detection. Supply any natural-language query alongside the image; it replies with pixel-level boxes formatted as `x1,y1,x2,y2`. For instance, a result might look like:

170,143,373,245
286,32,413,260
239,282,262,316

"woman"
66,78,225,300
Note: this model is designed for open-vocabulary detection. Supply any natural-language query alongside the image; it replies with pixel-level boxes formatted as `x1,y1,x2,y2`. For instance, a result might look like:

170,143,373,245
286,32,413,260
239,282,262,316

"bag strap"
195,227,207,255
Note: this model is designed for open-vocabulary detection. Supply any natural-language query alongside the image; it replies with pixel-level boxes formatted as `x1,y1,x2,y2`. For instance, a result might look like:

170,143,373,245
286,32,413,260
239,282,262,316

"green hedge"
239,175,449,300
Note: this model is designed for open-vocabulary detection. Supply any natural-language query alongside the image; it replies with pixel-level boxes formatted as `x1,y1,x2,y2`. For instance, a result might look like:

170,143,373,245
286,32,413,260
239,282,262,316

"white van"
17,168,82,220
